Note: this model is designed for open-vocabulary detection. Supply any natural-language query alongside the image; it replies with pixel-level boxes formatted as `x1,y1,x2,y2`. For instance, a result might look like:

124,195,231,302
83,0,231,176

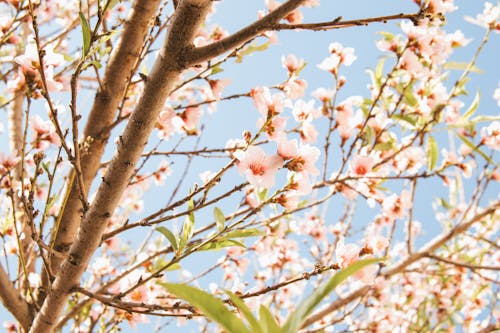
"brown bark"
0,264,33,331
29,1,213,331
46,0,162,279
29,1,308,331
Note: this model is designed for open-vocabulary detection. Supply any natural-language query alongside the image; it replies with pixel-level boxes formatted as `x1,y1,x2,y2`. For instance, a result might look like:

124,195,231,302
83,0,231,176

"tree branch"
272,11,423,31
0,263,33,332
29,1,213,332
45,0,162,286
185,0,307,65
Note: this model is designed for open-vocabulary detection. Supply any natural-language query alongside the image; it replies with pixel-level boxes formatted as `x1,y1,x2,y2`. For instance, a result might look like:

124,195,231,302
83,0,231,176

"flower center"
249,162,266,176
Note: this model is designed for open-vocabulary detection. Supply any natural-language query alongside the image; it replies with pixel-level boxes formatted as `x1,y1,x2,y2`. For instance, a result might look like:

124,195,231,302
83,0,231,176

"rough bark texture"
0,264,33,331
47,0,162,277
29,1,213,331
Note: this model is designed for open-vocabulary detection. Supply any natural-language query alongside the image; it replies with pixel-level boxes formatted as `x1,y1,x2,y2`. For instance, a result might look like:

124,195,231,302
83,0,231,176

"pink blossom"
284,144,320,176
393,146,426,174
299,121,318,143
234,146,283,188
287,171,312,195
0,152,20,175
382,190,412,220
250,86,290,117
312,87,334,104
282,54,304,74
292,99,319,122
465,2,500,31
282,78,307,99
277,134,299,159
336,237,360,268
481,121,500,150
328,42,357,66
350,155,376,176
156,107,181,138
176,107,203,135
317,54,341,74
257,115,287,140
30,115,60,148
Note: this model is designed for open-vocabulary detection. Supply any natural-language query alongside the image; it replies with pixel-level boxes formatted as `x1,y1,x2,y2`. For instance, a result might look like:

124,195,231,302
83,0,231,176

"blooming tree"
0,0,499,332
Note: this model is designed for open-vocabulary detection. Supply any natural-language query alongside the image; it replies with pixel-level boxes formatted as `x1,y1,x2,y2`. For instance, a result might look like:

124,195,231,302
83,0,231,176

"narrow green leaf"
259,305,280,333
198,239,245,251
223,229,264,239
236,41,271,63
282,258,382,333
180,216,194,249
188,199,195,223
159,283,251,333
214,207,226,231
225,291,262,333
155,226,178,251
257,188,267,201
462,91,480,120
426,136,438,171
79,12,91,57
211,65,224,75
443,61,483,74
457,134,495,165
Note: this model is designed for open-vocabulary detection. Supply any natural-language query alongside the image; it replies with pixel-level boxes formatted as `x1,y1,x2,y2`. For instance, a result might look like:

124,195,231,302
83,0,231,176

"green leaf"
211,64,224,75
257,188,267,201
457,134,495,165
223,229,264,239
165,262,182,271
79,12,91,57
214,207,226,231
426,136,438,171
461,91,480,120
188,199,195,223
443,61,483,74
282,257,382,333
159,283,251,333
180,216,194,250
198,239,246,251
236,41,271,63
259,305,281,333
155,226,178,251
225,291,262,333
392,114,416,127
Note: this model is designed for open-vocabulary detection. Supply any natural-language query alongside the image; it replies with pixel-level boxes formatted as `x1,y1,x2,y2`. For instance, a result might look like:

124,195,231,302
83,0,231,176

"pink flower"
284,144,320,176
277,134,299,159
292,100,319,122
257,115,287,140
30,115,60,148
156,106,181,138
465,2,500,31
282,54,304,74
299,121,318,143
328,42,356,66
481,121,500,150
176,107,203,135
282,79,307,99
250,86,290,117
382,190,412,220
234,146,283,188
336,237,360,268
350,155,376,176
